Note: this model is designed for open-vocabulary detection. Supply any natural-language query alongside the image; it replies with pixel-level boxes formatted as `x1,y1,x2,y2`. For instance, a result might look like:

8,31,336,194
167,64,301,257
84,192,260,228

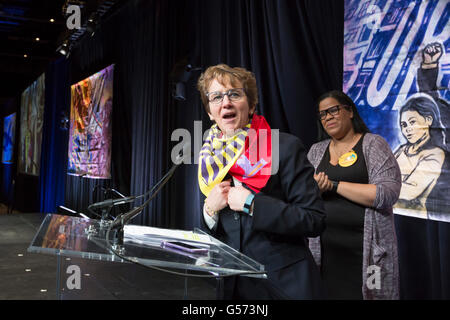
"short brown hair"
197,64,258,113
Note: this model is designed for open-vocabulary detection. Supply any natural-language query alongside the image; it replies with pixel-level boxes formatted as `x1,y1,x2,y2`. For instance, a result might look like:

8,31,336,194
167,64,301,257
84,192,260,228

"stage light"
57,40,71,57
170,62,202,101
86,12,98,37
35,37,40,42
173,82,186,101
23,54,28,58
59,111,69,130
50,18,55,23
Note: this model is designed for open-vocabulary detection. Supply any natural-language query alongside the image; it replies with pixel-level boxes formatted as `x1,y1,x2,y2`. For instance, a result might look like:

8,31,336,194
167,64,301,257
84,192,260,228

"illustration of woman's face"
400,110,433,144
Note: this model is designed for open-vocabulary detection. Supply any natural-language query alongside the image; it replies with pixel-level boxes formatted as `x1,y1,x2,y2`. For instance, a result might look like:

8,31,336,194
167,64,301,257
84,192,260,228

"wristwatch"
243,193,255,214
331,180,339,193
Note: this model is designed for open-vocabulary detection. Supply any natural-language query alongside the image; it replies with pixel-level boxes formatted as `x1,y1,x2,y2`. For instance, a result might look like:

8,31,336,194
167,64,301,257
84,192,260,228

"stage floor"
0,212,216,300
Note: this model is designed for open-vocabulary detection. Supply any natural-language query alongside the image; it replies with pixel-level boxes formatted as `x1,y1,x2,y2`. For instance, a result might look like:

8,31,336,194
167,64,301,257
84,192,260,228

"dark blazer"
201,132,326,299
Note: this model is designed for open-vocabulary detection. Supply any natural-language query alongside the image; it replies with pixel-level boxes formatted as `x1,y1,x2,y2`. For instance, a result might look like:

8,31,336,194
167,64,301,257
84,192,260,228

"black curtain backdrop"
395,215,450,299
29,0,448,299
39,58,70,213
63,0,344,226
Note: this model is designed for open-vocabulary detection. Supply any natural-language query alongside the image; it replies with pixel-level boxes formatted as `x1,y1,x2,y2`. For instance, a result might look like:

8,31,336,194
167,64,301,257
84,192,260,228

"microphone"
87,196,136,211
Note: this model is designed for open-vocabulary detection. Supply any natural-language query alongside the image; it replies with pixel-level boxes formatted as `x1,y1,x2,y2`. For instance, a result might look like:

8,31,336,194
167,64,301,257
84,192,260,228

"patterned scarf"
198,114,272,197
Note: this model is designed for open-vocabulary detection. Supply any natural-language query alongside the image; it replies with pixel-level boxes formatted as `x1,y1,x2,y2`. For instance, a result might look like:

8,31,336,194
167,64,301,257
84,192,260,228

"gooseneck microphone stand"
105,162,181,254
105,143,190,254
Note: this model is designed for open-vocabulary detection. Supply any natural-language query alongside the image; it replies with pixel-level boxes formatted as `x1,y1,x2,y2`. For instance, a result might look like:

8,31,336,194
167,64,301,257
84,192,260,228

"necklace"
331,133,359,167
332,133,358,157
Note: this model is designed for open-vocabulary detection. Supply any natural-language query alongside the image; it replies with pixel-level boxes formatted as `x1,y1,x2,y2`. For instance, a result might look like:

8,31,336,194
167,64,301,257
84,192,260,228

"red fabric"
228,114,272,193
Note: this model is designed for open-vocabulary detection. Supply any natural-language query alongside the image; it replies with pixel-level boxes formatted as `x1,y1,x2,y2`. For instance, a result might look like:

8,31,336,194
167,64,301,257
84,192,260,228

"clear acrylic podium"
28,214,266,299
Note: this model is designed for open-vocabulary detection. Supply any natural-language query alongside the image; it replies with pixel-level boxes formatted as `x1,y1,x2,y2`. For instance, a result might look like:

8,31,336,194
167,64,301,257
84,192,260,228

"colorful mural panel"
344,0,449,222
67,65,114,179
18,73,45,176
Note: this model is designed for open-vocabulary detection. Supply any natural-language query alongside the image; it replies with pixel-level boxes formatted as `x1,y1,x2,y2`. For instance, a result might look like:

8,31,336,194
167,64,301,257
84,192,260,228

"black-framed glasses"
317,105,349,120
206,88,246,105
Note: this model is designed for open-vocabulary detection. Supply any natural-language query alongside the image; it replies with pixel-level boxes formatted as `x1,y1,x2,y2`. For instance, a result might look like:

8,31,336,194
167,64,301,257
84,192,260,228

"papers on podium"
124,225,213,249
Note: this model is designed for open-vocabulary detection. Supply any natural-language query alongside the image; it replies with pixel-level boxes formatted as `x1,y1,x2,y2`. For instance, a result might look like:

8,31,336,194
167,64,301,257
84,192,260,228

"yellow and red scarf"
198,114,272,197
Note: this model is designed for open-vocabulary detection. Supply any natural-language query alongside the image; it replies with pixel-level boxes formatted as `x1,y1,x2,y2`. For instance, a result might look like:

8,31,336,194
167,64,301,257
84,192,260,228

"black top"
317,134,368,300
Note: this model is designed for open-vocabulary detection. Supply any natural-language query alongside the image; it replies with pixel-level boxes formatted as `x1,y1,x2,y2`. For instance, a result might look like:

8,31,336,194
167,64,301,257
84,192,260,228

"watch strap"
243,193,255,214
331,180,339,193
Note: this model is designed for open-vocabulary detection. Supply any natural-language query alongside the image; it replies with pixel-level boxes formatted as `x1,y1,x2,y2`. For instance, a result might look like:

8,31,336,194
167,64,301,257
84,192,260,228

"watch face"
243,193,255,214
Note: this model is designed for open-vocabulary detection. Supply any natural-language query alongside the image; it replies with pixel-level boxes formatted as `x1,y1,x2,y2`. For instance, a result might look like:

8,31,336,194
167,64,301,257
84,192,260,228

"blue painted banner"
344,0,449,222
2,113,16,164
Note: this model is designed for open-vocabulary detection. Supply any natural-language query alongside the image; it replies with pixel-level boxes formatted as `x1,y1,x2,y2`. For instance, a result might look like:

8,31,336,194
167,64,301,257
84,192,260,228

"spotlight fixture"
23,54,28,58
170,60,202,101
173,82,186,101
58,1,119,50
56,40,71,57
86,12,99,37
59,111,69,130
50,18,55,23
35,37,40,42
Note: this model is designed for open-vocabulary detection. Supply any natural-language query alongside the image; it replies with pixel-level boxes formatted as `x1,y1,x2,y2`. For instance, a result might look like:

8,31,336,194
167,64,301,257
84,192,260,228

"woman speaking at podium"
197,64,325,299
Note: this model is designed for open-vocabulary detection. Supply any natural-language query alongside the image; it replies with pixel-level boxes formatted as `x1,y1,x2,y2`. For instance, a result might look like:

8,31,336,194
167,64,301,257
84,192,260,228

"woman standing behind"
307,90,401,300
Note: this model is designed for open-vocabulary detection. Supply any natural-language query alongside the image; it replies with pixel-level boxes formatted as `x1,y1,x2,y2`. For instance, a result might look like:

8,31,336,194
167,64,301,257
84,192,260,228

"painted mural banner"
344,0,449,222
2,113,16,164
18,73,45,176
67,64,114,179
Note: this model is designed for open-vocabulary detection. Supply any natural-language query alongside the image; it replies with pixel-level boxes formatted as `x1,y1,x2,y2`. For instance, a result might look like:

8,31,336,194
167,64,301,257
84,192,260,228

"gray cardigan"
307,133,401,300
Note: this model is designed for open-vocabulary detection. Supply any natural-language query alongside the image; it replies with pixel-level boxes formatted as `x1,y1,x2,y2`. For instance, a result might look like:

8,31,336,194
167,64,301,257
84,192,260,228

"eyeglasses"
317,105,349,120
206,88,246,105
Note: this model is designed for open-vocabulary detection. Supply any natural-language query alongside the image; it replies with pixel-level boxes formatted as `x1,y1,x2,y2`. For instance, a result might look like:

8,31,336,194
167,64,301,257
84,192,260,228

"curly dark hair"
316,90,370,141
